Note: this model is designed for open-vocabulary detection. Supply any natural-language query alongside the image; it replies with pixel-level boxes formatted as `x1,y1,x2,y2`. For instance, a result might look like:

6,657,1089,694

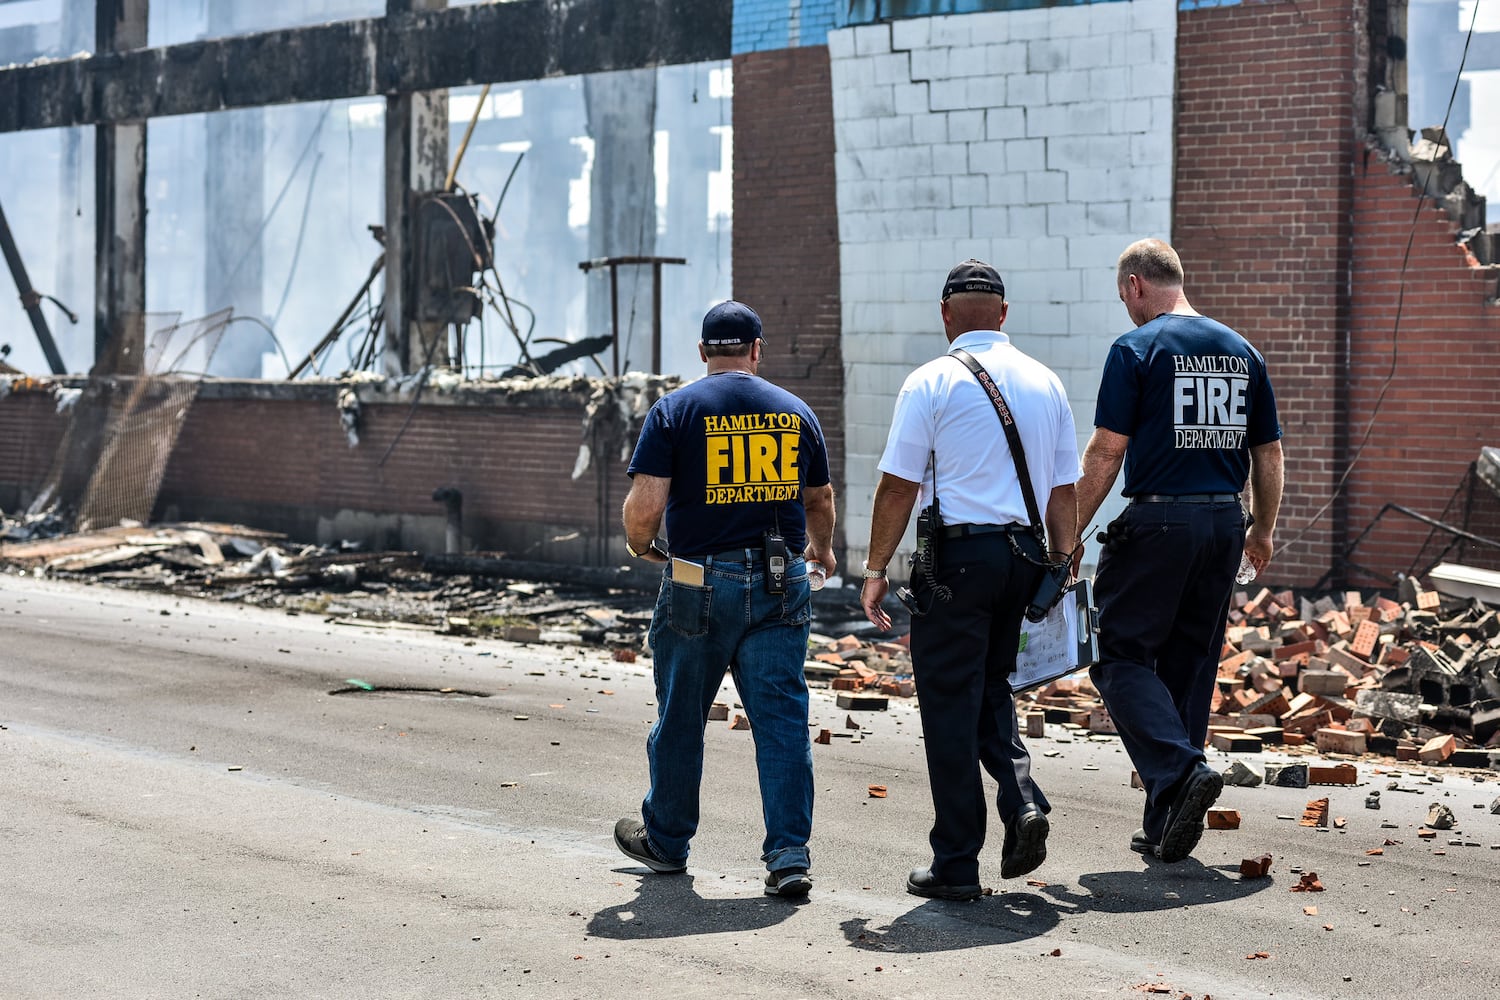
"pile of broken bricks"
798,574,1500,773
1207,576,1499,768
805,632,916,712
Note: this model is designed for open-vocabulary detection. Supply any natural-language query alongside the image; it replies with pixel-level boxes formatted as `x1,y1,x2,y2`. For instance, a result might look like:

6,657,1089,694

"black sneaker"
764,867,812,897
613,818,686,873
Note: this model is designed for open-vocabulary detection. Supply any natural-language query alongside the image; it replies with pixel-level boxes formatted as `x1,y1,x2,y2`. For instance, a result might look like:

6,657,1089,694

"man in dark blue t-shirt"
613,300,837,898
1076,239,1284,864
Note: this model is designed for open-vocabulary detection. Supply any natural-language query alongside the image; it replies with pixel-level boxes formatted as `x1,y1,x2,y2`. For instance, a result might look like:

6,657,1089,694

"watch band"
861,561,887,580
628,538,666,559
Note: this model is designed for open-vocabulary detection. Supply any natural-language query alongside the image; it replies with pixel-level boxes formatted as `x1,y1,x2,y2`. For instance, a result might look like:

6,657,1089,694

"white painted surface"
829,1,1176,566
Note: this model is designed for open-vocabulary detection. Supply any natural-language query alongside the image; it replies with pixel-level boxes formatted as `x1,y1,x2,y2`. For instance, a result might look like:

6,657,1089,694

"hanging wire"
1276,2,1483,558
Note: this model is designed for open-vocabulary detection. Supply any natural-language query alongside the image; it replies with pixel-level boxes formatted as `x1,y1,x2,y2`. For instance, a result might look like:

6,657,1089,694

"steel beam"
384,0,451,376
93,0,148,375
0,0,732,134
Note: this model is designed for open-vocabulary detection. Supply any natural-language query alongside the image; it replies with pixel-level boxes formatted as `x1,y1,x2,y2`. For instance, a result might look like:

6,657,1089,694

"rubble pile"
4,517,1498,772
1208,577,1500,764
0,522,657,639
802,574,1500,770
804,632,915,710
0,509,69,542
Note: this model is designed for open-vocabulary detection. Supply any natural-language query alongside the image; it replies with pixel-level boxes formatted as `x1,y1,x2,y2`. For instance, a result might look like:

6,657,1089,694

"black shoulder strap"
950,348,1046,546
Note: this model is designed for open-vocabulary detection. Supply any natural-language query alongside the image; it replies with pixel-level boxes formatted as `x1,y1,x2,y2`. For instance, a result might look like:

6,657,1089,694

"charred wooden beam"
0,0,732,133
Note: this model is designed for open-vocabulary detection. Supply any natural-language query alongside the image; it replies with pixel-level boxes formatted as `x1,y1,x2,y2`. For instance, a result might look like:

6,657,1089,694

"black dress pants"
1089,500,1245,842
909,531,1049,886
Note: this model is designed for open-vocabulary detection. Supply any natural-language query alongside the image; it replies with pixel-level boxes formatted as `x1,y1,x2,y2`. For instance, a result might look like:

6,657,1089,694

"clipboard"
1013,578,1099,693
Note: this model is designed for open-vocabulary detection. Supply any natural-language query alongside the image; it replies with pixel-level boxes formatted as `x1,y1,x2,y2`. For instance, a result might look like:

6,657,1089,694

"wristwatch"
861,561,887,580
627,538,666,560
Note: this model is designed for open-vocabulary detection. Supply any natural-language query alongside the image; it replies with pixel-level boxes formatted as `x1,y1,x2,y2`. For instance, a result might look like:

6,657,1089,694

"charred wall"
0,378,669,565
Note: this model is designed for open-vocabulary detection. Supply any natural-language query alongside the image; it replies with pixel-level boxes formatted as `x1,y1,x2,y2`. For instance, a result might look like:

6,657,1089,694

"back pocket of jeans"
669,580,712,637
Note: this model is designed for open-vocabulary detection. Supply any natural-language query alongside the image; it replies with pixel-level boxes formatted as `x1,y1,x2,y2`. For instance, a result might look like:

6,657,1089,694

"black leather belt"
941,523,1030,539
1130,493,1240,504
700,547,764,562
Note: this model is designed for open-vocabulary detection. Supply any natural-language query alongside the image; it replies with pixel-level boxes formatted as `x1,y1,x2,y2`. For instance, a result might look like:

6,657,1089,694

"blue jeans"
640,549,814,873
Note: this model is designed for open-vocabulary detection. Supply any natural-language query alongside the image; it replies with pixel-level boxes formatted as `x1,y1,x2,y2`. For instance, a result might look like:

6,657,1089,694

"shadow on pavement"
841,859,1273,954
842,890,1061,953
587,871,804,940
1041,857,1273,915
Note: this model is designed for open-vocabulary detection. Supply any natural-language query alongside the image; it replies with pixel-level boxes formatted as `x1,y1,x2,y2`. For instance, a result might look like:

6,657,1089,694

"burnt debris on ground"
1,515,1497,772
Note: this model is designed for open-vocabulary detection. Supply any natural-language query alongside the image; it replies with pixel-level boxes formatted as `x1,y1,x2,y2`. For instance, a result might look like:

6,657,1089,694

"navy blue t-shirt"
1094,313,1282,496
628,371,831,555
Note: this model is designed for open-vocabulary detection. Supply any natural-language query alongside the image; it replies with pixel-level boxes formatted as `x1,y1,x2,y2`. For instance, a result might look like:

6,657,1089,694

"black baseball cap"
942,259,1005,301
701,300,764,345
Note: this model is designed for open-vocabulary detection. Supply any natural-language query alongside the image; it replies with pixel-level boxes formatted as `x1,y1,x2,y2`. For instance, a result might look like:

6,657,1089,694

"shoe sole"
1130,838,1158,855
613,828,686,874
1000,811,1050,879
1157,769,1223,863
906,879,982,901
765,874,813,897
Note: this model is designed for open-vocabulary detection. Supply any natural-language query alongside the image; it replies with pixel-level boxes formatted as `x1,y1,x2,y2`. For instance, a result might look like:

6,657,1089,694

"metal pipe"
651,260,662,373
609,264,620,376
0,198,67,374
444,82,490,193
432,486,463,554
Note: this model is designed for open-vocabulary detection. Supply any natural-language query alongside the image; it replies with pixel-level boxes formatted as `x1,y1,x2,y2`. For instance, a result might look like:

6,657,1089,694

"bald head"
941,291,1008,341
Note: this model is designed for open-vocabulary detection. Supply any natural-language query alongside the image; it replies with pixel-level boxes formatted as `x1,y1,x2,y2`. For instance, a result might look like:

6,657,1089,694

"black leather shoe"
1000,804,1049,879
906,867,981,901
1157,763,1223,863
1129,828,1158,855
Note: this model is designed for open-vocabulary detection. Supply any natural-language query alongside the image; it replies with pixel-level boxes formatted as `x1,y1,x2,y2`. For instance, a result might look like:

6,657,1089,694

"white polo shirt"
877,330,1081,526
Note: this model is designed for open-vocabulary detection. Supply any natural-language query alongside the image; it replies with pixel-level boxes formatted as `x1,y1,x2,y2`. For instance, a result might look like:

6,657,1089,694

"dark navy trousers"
909,531,1049,886
1089,500,1245,842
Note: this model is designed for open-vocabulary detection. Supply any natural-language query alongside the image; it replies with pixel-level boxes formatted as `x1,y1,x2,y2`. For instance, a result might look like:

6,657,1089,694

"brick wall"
0,387,69,511
1344,153,1500,583
1,381,638,565
1175,0,1359,587
827,3,1175,564
732,45,848,551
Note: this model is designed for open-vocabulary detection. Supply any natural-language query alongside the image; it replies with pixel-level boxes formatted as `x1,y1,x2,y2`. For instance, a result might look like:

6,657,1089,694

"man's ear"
997,300,1009,327
698,343,709,363
752,339,763,363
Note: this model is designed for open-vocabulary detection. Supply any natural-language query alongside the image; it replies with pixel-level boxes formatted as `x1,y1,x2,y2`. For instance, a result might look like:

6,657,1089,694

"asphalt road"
2,573,1497,1000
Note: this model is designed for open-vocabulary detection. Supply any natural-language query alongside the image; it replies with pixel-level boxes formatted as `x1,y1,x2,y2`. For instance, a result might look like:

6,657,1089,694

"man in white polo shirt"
860,259,1081,900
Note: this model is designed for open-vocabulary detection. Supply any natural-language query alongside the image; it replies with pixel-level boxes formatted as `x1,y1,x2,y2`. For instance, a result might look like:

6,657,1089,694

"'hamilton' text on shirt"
703,412,803,504
1172,354,1249,450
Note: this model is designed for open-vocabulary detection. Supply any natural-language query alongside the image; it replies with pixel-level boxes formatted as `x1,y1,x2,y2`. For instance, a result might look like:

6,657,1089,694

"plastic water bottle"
1235,552,1257,586
807,560,827,591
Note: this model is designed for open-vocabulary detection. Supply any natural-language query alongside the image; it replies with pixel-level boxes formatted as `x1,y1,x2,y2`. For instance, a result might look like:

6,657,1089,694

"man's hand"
802,543,837,581
1243,525,1273,574
622,473,670,564
802,483,837,580
861,577,892,631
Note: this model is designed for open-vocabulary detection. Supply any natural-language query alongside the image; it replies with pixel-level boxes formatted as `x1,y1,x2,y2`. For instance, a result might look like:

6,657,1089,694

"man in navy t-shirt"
1076,239,1284,864
613,300,837,898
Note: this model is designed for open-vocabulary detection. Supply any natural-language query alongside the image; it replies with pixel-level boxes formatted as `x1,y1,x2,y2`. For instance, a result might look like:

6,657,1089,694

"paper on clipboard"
1013,578,1099,693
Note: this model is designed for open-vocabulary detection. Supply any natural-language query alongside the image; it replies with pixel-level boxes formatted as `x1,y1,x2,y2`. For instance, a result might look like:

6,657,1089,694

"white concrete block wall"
828,1,1176,568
